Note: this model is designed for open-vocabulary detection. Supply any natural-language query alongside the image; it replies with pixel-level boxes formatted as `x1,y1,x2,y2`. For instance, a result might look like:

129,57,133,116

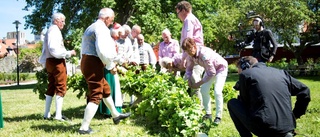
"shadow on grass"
0,83,36,90
4,113,43,122
63,103,116,121
128,115,167,136
295,75,320,81
30,123,81,133
3,104,114,133
121,107,167,136
3,105,87,122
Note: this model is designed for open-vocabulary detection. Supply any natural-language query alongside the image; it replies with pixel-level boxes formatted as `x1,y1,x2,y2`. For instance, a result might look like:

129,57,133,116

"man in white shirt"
79,8,130,134
128,25,141,65
137,34,157,70
40,12,76,121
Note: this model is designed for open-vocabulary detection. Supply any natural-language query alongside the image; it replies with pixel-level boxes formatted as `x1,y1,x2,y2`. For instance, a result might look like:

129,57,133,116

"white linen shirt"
81,20,117,70
115,38,132,65
39,25,72,66
129,38,140,64
138,42,157,66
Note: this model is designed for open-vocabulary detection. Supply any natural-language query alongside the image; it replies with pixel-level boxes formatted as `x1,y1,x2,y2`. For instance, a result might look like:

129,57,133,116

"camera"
6,47,13,52
229,10,260,52
246,11,257,19
234,41,247,51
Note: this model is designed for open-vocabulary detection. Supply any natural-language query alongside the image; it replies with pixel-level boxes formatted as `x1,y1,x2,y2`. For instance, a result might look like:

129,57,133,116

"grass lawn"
0,74,319,137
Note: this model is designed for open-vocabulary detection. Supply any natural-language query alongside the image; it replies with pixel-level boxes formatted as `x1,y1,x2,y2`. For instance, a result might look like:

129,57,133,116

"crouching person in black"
228,56,311,137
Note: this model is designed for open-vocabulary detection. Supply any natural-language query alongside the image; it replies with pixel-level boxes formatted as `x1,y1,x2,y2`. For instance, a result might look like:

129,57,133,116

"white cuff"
105,62,116,70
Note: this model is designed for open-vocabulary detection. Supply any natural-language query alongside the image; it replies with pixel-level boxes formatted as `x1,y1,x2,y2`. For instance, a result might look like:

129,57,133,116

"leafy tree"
193,0,242,55
18,42,42,72
23,0,318,61
22,0,233,55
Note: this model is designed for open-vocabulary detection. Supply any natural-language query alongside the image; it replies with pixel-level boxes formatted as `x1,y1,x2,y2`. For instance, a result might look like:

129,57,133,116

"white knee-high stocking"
80,102,98,131
44,95,53,118
102,96,120,118
54,95,63,119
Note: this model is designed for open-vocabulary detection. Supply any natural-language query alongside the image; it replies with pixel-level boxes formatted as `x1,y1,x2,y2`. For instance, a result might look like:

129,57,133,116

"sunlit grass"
0,75,319,136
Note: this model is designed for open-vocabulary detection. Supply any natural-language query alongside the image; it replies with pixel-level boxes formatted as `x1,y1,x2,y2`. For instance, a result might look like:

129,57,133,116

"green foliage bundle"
120,66,237,136
33,69,88,100
119,65,153,97
33,69,48,100
67,73,88,99
120,66,207,136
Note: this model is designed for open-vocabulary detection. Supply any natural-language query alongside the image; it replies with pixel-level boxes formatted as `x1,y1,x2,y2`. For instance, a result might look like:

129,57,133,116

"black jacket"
239,63,310,134
245,29,278,61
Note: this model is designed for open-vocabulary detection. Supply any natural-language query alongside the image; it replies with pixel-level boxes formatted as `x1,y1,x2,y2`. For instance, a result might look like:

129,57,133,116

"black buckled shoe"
113,113,131,125
202,114,212,121
61,115,71,121
54,115,71,122
78,127,94,134
43,117,52,120
213,117,221,125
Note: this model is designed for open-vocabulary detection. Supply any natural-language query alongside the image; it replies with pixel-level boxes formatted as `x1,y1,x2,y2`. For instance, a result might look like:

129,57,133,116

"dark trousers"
228,98,255,137
252,51,267,63
228,99,294,137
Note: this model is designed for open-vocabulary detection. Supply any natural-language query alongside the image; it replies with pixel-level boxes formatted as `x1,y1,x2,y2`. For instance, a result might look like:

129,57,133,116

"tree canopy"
23,0,318,63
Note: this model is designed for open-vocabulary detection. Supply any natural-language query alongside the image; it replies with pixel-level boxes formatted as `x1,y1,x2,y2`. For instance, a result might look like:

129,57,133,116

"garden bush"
120,66,237,136
0,72,34,84
228,64,238,74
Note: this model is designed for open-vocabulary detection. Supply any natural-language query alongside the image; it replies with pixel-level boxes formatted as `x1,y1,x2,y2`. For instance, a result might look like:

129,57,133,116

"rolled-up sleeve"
47,26,72,59
185,56,194,80
95,25,117,70
201,59,216,83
